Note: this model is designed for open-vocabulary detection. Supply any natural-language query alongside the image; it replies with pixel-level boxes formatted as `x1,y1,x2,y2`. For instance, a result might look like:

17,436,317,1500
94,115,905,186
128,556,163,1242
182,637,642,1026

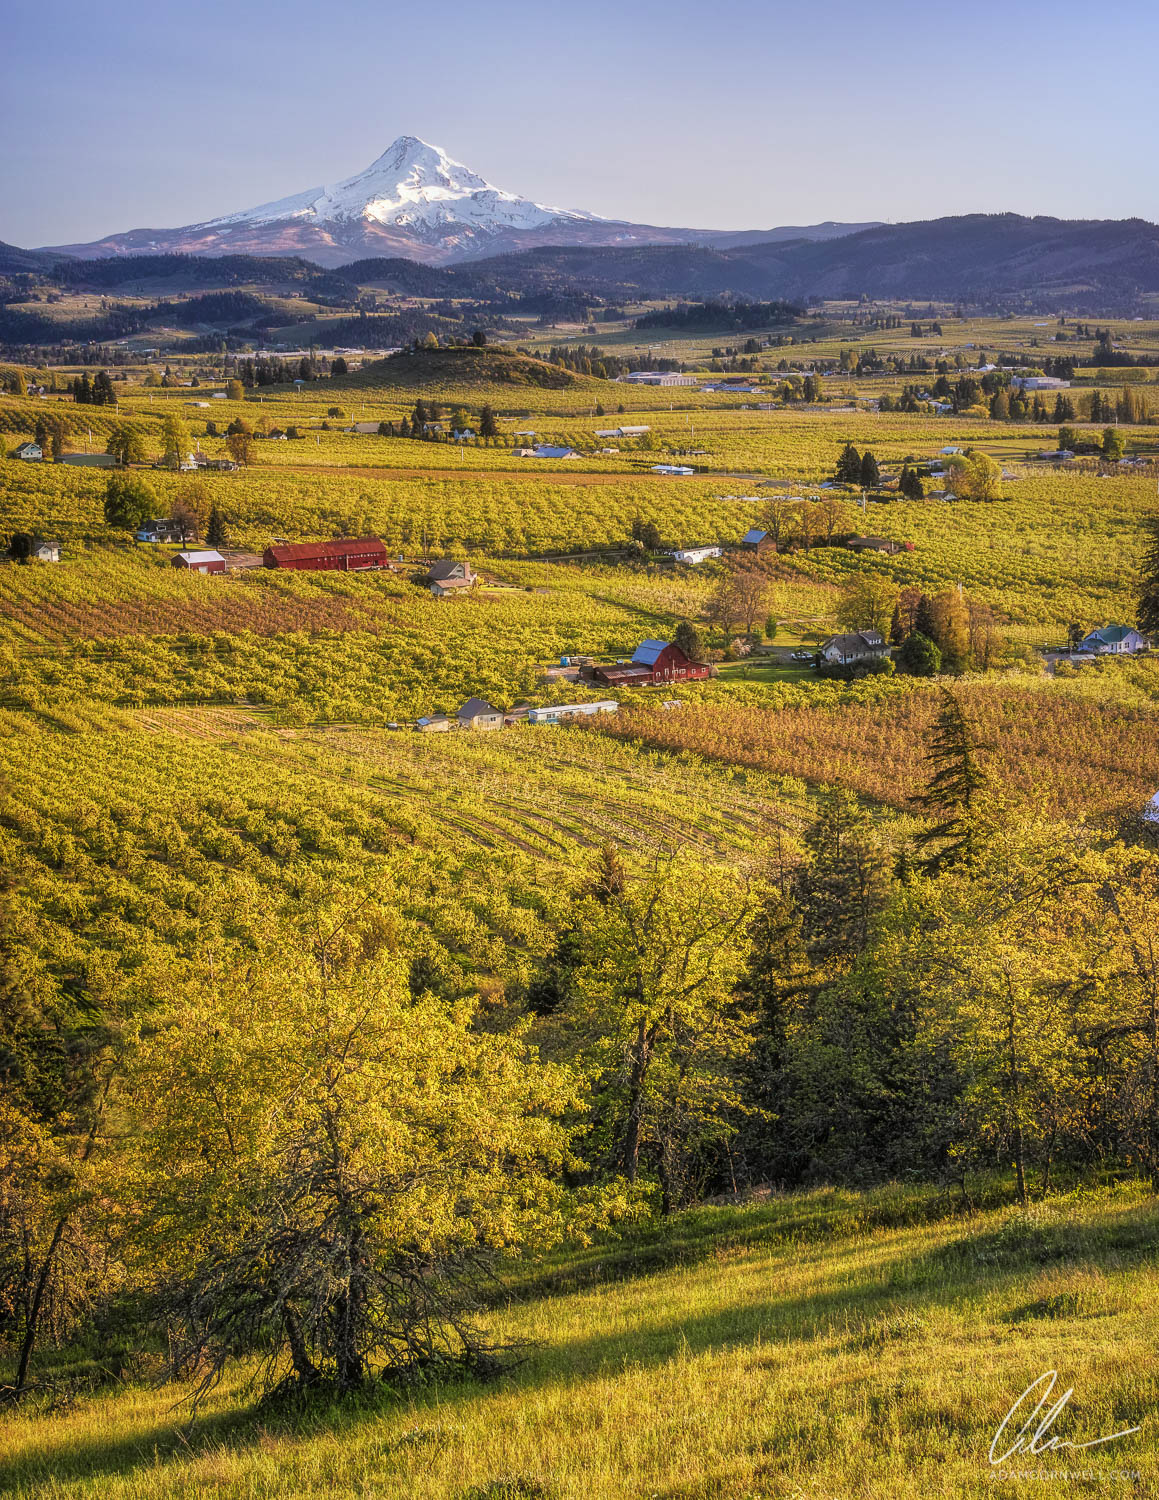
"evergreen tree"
796,792,890,961
478,405,499,442
834,443,861,485
673,621,704,662
897,630,941,676
206,505,227,548
1138,515,1159,637
858,450,880,488
911,688,991,875
734,888,813,1185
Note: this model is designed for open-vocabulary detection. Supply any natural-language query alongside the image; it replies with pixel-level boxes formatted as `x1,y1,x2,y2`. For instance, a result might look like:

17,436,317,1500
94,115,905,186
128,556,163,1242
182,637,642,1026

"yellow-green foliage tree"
944,448,1002,501
541,848,753,1210
836,573,900,635
130,929,579,1397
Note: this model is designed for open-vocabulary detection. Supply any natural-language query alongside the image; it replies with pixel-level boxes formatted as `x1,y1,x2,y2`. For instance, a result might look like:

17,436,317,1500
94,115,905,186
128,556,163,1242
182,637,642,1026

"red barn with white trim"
263,536,387,571
592,639,712,687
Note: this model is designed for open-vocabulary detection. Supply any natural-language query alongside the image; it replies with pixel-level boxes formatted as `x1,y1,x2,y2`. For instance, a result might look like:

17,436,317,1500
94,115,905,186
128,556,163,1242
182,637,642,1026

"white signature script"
989,1370,1141,1464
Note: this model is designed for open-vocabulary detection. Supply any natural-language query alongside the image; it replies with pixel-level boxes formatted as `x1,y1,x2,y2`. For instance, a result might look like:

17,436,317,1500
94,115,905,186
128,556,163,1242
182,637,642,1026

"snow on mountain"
200,136,598,239
36,136,880,267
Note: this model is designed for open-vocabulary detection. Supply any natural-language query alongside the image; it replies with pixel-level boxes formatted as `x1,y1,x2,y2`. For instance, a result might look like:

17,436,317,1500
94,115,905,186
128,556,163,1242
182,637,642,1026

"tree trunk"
14,1215,68,1392
1007,1005,1028,1208
283,1306,320,1388
1149,980,1159,1195
621,1018,653,1184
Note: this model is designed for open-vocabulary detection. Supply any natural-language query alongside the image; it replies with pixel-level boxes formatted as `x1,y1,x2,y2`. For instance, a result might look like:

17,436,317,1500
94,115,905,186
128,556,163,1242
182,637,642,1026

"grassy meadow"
3,1183,1156,1499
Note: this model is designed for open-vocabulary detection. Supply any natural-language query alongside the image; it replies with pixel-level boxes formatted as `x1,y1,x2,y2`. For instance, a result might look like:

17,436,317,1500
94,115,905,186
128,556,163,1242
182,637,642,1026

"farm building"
616,372,695,387
651,464,694,476
527,701,618,724
415,715,454,733
428,559,474,597
529,445,578,459
173,549,226,575
1079,624,1147,655
12,441,43,461
846,535,908,555
136,519,187,544
1144,791,1159,825
6,534,60,563
741,528,776,553
263,537,387,571
820,630,889,666
590,639,712,688
458,698,503,731
59,452,118,468
672,545,722,565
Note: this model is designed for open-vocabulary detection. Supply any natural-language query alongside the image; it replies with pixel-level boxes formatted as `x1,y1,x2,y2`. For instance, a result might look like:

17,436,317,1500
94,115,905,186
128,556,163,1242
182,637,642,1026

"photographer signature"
989,1370,1141,1464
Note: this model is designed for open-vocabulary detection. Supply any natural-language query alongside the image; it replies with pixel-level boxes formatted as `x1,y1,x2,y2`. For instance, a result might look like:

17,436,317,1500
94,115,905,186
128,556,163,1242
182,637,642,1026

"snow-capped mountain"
203,136,598,239
39,136,878,267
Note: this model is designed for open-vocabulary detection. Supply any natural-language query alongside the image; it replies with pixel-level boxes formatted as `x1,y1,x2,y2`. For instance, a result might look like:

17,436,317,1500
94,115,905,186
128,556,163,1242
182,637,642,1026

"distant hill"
0,240,72,275
463,215,1159,308
736,213,1159,303
340,345,581,390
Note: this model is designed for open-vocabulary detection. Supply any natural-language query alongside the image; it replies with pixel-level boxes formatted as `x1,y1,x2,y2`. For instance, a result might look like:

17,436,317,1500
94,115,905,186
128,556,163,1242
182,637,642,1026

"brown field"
589,680,1159,823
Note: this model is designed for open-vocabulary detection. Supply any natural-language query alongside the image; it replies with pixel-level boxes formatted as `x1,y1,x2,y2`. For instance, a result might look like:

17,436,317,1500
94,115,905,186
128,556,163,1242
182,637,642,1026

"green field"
3,313,1159,1498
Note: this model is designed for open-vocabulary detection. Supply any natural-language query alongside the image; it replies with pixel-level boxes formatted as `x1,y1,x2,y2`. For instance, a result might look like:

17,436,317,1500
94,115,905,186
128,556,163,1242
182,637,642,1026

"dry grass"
3,1183,1157,1498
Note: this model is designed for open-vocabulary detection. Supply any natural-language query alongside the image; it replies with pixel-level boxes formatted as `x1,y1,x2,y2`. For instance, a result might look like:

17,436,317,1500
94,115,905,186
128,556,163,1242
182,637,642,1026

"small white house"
820,630,889,665
458,697,504,731
1079,624,1147,655
1143,791,1159,825
12,441,43,461
672,546,722,565
32,539,62,563
527,701,618,724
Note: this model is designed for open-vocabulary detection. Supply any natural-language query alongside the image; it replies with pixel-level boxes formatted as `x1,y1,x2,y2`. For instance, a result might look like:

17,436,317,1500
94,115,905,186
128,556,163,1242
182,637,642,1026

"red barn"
172,549,226,574
263,536,387,571
593,639,712,687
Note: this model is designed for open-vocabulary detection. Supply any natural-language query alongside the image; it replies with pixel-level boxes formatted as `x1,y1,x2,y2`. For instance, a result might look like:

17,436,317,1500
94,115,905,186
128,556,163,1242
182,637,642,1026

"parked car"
791,649,814,662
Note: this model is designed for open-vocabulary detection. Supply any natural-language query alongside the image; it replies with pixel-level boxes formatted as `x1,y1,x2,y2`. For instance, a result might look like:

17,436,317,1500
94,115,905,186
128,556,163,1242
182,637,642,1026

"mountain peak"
198,136,592,239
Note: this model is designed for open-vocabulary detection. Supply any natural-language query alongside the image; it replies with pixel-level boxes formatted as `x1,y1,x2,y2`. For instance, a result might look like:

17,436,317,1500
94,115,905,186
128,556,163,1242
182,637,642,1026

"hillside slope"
4,1182,1155,1497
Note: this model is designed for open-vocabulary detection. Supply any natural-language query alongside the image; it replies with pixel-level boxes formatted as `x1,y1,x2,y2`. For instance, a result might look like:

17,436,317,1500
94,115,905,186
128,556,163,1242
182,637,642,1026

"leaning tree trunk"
13,1216,68,1393
620,1018,654,1184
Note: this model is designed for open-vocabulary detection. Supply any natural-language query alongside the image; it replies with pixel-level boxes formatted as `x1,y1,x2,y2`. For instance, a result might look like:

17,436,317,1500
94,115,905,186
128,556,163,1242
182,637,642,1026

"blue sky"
5,0,1157,246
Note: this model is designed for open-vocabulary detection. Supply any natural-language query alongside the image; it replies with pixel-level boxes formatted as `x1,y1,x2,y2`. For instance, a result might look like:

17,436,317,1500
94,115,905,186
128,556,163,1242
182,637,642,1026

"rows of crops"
589,665,1159,823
